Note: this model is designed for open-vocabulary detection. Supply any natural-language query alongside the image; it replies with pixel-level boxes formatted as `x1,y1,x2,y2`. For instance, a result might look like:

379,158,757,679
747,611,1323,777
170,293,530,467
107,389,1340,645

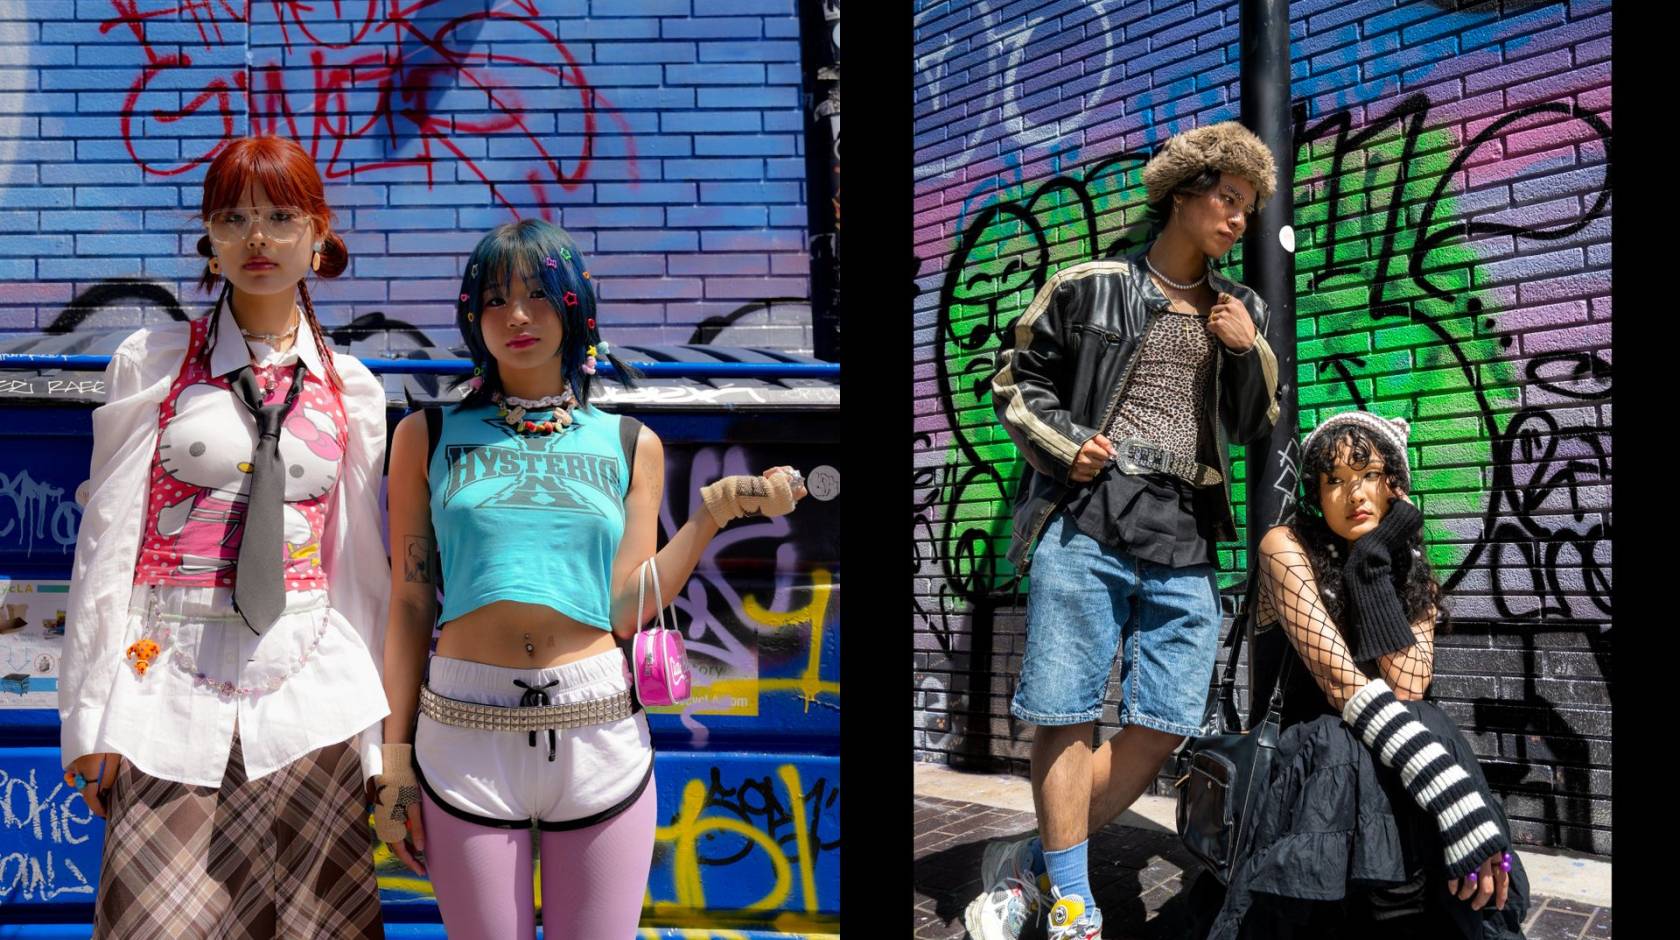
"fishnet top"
1255,526,1435,713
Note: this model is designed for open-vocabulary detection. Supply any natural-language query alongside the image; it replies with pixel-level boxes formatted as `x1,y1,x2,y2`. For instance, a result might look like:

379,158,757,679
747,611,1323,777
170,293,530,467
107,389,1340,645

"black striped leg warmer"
1342,679,1509,879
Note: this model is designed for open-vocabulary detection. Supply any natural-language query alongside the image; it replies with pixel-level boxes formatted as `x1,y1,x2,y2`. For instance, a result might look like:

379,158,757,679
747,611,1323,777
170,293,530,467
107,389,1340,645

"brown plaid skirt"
94,732,383,940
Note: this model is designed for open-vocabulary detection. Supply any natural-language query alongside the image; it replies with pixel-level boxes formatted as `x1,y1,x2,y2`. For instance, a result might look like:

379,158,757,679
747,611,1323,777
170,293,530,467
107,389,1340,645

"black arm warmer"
1341,501,1424,661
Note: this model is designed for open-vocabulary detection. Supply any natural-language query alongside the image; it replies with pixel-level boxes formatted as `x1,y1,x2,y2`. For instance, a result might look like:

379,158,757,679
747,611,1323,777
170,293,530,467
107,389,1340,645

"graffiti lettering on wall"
649,762,838,931
0,766,97,903
101,0,638,213
1294,93,1611,620
0,471,81,557
914,91,1610,635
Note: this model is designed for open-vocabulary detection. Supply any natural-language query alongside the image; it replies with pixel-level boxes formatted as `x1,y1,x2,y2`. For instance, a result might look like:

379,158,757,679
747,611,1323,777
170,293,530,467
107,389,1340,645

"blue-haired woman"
367,219,806,938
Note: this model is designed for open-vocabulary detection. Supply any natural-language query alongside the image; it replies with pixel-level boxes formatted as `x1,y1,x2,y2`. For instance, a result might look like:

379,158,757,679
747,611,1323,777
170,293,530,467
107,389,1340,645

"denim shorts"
1011,512,1223,736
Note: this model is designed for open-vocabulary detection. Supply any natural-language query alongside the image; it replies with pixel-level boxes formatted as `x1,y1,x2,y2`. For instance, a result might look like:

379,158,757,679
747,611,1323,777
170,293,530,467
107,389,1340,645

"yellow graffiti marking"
779,764,818,915
654,778,792,913
650,763,829,921
734,567,840,713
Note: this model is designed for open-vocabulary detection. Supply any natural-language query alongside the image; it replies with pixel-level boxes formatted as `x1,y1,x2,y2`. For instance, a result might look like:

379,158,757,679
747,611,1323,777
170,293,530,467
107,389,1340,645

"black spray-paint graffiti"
1295,93,1611,621
695,766,840,866
914,148,1153,649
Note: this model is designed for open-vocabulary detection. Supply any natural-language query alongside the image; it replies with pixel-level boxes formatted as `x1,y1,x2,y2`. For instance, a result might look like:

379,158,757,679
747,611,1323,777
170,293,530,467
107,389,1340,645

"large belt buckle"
1115,441,1165,476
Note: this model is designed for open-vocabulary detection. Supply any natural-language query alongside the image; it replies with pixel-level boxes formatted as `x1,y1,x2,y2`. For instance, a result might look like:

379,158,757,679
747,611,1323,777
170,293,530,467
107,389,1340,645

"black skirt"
1203,698,1530,940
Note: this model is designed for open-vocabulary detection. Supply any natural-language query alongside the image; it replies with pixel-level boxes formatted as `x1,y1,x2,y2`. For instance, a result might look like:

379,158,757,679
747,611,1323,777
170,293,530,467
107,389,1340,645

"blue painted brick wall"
0,0,813,350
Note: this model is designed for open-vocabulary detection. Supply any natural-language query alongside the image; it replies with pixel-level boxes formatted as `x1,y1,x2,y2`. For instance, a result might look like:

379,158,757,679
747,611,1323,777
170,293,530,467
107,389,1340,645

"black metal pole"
1241,0,1296,719
798,0,841,361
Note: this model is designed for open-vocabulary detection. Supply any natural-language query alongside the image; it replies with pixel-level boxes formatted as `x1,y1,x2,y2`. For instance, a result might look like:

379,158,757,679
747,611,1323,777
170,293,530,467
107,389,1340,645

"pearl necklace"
239,317,300,346
1145,255,1208,291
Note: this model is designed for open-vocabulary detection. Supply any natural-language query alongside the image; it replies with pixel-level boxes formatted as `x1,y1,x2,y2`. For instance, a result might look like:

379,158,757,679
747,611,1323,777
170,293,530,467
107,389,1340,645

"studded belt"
419,684,633,734
1108,438,1223,487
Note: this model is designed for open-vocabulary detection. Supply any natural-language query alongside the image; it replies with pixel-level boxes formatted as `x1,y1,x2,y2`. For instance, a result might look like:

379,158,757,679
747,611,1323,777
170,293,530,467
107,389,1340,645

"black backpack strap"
425,406,443,465
618,414,644,493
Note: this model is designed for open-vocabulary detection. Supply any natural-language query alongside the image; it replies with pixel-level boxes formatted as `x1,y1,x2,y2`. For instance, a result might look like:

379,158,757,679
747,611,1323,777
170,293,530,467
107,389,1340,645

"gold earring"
208,257,220,275
311,252,322,272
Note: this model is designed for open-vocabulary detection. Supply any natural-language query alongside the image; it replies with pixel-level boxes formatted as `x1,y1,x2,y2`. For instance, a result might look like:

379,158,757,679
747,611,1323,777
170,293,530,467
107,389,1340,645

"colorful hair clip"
466,312,474,322
467,375,484,390
470,263,479,276
586,317,596,330
560,248,572,260
544,256,558,269
582,355,598,375
563,291,578,307
587,345,597,358
582,270,591,280
473,365,483,376
459,293,469,303
597,340,610,356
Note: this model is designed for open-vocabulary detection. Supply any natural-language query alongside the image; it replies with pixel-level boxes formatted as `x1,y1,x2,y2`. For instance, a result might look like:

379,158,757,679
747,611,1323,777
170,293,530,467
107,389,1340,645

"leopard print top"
1104,307,1215,473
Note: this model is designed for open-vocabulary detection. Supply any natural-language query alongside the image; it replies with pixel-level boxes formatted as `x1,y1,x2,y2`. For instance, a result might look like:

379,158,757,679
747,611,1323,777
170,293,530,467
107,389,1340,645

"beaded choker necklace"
495,389,579,437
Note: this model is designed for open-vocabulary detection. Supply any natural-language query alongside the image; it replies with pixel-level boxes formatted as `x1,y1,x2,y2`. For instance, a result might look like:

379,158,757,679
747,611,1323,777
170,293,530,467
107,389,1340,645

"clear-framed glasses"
204,205,310,244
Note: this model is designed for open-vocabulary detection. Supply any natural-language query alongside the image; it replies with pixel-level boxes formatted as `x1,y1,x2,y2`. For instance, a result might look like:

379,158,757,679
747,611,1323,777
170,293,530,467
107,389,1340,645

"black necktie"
230,362,305,635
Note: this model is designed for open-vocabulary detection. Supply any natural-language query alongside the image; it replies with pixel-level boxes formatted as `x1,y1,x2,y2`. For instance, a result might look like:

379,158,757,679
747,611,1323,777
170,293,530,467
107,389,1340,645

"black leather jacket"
991,255,1281,572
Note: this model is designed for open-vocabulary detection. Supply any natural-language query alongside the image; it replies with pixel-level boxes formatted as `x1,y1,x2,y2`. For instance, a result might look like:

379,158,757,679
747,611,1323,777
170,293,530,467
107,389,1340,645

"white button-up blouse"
58,307,392,786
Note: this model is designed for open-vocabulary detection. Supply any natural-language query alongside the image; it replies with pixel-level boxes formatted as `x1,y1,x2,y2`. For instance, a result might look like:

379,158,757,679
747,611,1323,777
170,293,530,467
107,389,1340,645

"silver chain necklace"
1144,254,1208,291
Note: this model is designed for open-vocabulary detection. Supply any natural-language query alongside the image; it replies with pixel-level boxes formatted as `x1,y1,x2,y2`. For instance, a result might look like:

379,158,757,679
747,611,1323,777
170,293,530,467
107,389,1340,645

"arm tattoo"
403,536,435,584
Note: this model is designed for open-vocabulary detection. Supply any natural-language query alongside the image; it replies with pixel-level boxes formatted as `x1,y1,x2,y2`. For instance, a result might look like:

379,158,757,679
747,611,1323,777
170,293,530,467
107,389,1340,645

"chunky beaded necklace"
495,389,579,437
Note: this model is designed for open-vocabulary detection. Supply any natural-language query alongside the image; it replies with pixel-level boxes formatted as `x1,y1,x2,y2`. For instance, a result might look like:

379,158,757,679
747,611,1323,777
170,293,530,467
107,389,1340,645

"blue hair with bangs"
452,219,636,409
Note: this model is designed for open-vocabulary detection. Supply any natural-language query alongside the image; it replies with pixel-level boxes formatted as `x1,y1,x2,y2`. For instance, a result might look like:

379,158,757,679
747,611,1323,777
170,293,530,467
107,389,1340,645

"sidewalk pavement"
914,763,1611,939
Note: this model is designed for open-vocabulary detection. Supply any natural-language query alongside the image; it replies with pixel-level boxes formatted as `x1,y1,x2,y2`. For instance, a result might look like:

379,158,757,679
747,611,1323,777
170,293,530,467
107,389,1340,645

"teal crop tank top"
428,403,637,630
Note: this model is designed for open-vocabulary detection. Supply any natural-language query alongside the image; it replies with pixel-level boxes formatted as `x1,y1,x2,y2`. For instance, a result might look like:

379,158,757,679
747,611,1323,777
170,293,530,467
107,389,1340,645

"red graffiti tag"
102,0,637,210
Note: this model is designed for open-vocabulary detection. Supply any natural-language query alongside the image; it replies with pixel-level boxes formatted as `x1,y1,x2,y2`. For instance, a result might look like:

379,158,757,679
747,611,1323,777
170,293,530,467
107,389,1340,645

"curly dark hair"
1291,421,1449,636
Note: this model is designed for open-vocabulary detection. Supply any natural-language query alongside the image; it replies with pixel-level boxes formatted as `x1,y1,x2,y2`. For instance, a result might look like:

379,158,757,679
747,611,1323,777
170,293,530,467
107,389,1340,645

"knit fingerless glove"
700,472,798,527
371,743,420,844
1342,679,1509,878
1341,500,1423,661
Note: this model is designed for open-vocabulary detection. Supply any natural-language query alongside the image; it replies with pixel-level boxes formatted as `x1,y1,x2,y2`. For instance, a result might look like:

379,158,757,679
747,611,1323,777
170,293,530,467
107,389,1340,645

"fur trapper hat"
1143,121,1278,209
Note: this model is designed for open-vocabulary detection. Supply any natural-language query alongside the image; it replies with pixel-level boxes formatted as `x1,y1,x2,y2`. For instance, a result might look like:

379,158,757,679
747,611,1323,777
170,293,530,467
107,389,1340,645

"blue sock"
1043,841,1094,906
1026,835,1046,875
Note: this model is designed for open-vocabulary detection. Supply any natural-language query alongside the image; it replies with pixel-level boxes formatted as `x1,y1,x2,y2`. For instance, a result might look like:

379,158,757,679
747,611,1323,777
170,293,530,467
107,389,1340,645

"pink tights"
419,780,658,940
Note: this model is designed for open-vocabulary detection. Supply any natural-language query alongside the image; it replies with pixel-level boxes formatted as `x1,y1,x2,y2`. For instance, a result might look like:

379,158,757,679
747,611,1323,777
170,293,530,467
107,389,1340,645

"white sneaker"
963,836,1048,940
1044,886,1103,940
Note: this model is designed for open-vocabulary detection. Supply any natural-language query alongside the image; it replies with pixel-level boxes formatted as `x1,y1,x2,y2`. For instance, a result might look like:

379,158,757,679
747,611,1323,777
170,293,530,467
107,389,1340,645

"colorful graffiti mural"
913,0,1610,852
0,334,839,929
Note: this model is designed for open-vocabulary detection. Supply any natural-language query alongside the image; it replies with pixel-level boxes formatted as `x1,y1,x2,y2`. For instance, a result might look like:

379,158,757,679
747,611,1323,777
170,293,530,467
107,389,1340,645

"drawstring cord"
513,678,561,761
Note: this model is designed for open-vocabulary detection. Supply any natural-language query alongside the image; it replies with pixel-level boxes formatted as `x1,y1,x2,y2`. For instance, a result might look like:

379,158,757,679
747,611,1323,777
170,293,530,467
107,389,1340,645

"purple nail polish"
1467,871,1478,883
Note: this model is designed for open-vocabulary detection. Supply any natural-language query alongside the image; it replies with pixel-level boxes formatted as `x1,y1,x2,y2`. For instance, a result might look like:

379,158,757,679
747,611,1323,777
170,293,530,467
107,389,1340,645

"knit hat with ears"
1301,410,1413,490
1142,121,1279,209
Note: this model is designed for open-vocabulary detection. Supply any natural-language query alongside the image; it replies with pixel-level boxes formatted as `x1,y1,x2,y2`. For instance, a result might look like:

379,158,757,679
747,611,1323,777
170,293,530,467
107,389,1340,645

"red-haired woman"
57,135,391,938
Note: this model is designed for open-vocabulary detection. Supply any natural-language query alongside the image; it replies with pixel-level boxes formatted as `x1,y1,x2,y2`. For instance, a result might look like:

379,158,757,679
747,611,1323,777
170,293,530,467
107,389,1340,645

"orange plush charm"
126,637,161,677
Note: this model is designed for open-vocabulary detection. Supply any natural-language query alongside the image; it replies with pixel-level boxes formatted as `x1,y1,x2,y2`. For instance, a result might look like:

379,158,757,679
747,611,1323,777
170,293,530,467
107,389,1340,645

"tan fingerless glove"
371,742,420,844
700,473,797,527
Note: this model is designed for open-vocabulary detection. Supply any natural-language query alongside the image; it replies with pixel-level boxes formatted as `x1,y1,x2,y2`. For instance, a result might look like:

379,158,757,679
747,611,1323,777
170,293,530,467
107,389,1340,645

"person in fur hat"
968,121,1283,940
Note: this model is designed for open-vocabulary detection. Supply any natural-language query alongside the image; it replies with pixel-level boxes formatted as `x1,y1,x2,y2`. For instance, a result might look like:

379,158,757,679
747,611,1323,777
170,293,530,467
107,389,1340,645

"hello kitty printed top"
133,313,347,590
